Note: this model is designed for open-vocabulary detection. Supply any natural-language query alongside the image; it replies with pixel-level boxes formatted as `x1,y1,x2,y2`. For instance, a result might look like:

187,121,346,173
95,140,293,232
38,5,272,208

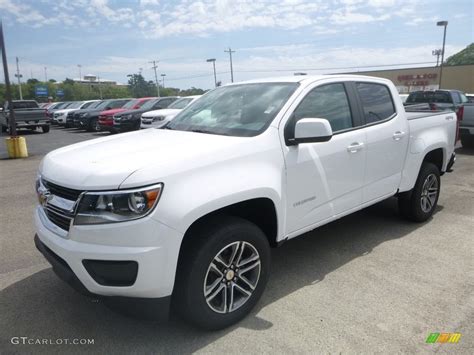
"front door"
283,82,366,235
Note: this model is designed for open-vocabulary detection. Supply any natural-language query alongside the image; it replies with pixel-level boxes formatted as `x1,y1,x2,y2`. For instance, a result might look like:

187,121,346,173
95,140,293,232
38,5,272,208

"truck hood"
55,108,77,115
39,129,250,190
142,108,181,118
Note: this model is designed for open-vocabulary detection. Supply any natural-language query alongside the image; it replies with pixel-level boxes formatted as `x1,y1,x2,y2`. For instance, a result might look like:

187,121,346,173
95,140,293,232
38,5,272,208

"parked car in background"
113,96,179,133
74,99,131,132
66,100,104,128
466,94,474,103
141,95,201,129
34,75,456,329
98,97,155,133
404,90,469,141
54,100,101,127
1,100,50,133
49,102,73,123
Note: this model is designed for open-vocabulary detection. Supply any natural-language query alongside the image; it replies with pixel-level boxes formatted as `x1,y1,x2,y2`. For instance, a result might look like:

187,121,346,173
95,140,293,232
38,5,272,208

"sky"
0,0,473,90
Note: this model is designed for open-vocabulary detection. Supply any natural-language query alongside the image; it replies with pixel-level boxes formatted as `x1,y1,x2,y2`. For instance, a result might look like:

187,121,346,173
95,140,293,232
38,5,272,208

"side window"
293,83,353,132
356,83,395,124
452,92,461,104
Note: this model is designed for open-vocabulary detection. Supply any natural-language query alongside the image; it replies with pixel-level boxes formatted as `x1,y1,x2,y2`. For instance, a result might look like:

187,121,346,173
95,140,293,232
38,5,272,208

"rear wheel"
174,216,271,330
41,125,50,133
398,162,440,222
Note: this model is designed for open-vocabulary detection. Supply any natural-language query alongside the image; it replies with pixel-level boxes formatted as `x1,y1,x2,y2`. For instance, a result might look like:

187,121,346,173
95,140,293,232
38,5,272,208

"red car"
98,97,155,132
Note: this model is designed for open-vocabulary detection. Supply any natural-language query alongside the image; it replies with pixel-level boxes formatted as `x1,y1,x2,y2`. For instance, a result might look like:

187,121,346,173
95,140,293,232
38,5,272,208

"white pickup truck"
34,75,456,329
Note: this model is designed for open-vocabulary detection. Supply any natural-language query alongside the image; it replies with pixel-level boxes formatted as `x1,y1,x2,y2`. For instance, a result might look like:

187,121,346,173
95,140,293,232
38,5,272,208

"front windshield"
123,98,151,109
81,101,97,109
68,101,84,109
140,98,160,110
167,83,298,137
168,97,194,109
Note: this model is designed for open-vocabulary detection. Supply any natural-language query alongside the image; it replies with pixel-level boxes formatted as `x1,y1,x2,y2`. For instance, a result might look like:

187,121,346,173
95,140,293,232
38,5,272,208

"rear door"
283,81,366,234
354,82,409,203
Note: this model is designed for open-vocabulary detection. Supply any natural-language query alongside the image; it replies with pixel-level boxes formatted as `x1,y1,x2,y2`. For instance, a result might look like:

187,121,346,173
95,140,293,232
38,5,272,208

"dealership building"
349,64,474,94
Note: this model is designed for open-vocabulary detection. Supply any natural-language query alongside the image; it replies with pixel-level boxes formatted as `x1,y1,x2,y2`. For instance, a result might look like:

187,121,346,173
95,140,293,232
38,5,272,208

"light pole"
161,73,166,88
149,60,160,97
44,66,47,82
15,57,23,99
432,49,442,66
224,47,235,83
0,21,17,136
206,58,217,87
437,20,448,89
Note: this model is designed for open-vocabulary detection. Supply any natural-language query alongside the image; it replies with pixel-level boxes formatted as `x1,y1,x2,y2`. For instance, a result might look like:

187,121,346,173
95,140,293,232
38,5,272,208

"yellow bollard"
5,136,28,158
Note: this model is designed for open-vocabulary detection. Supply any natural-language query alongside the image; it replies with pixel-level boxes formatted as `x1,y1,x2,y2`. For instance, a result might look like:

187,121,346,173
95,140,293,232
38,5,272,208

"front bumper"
34,235,171,320
113,119,140,132
34,205,183,299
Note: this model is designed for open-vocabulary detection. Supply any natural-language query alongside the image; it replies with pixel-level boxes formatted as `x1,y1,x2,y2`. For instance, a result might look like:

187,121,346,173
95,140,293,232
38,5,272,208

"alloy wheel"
420,173,438,213
203,241,261,314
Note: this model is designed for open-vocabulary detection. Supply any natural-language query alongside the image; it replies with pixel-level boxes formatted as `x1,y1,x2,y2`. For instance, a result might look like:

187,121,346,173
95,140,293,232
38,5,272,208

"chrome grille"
44,205,73,231
43,180,83,200
41,179,83,232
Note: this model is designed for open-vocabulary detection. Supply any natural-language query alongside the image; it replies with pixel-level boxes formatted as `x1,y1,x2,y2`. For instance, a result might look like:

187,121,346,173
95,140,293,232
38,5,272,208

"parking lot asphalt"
1,127,473,354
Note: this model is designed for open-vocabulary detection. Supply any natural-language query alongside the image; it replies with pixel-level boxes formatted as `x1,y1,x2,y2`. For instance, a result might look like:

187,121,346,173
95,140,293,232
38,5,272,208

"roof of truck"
234,74,391,85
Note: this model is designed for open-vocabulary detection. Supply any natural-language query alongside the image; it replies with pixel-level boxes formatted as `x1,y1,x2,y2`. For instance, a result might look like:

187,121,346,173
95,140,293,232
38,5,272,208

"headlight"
74,183,163,225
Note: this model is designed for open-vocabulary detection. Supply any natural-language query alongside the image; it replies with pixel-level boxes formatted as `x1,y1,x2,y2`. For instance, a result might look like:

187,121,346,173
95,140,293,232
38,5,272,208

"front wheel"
398,162,440,222
174,216,271,330
88,118,100,132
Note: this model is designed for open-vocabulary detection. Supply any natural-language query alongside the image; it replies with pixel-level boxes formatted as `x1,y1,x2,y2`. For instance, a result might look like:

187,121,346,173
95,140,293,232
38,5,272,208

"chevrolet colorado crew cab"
34,75,456,329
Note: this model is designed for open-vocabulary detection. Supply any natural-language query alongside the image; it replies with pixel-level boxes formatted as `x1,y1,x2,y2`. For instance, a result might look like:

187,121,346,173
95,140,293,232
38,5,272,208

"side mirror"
292,118,332,145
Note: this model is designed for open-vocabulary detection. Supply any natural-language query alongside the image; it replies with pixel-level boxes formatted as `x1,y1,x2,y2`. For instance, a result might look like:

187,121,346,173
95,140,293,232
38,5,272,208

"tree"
27,78,39,84
48,79,57,83
127,73,155,97
445,43,474,66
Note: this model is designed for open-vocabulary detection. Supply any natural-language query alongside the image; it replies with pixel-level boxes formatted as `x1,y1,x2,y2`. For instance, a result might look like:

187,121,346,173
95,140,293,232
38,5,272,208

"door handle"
445,116,455,121
347,142,364,153
392,131,406,141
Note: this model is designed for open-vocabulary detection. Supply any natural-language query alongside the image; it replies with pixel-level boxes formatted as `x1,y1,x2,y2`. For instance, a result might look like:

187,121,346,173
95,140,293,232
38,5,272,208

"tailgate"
14,109,47,121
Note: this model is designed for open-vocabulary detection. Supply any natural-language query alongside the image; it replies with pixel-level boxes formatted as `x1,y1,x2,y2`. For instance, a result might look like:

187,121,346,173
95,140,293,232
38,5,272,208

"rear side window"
293,83,353,132
452,92,461,104
356,83,395,123
11,101,39,109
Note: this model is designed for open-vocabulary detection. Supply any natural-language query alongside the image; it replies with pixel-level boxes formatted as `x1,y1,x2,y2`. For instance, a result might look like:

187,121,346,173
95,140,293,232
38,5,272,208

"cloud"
1,0,425,39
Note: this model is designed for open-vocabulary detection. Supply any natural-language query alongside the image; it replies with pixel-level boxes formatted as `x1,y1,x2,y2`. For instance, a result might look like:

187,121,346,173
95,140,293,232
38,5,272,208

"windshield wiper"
190,129,213,134
190,129,229,136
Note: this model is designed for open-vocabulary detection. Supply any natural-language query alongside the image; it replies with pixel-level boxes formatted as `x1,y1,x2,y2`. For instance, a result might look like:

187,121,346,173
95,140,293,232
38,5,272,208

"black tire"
398,162,440,222
88,118,99,132
460,136,474,149
41,125,50,133
174,216,271,330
